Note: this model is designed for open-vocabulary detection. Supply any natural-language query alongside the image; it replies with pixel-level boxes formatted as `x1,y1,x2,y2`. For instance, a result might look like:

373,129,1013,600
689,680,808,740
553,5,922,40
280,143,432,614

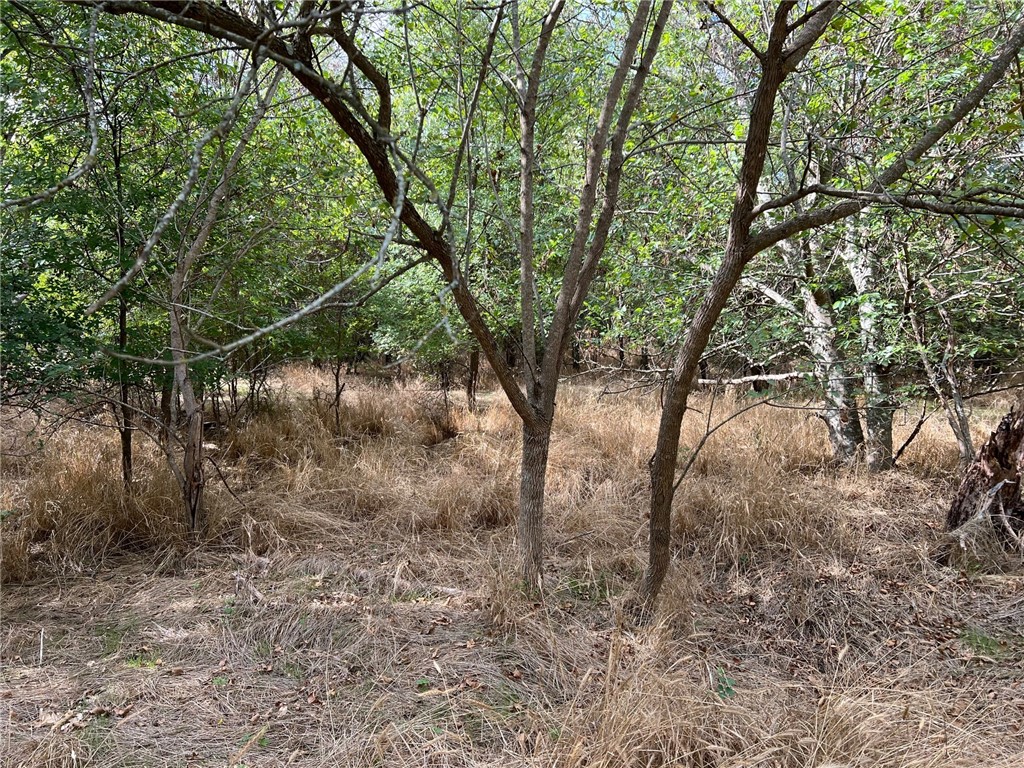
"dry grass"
0,426,192,582
2,372,1022,767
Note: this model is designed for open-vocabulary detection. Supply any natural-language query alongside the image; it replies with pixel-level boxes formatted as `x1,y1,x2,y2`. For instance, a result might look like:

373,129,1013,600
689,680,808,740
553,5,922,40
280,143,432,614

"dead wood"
946,407,1024,553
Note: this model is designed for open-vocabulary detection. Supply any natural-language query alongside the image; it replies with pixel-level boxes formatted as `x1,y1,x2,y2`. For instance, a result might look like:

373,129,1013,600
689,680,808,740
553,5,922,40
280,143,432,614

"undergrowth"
2,373,1022,767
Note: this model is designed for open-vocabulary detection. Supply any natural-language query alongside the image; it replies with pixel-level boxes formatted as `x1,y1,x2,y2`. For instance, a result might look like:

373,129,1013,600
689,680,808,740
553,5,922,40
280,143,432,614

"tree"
63,0,672,589
638,1,1024,614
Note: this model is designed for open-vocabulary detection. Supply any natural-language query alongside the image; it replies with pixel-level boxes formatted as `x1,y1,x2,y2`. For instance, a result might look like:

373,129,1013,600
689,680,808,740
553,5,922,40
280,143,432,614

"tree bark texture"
519,419,552,590
800,283,865,462
752,237,864,464
843,217,894,471
946,408,1024,551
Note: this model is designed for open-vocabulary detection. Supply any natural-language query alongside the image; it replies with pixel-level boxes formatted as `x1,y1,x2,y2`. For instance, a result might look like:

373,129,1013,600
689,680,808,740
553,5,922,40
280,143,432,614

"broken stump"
946,407,1024,552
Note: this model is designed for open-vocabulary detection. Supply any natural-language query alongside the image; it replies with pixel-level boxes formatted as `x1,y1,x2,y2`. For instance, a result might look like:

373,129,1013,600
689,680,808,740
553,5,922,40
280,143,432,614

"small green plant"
393,588,428,603
961,627,1003,657
125,647,159,669
565,570,613,602
415,677,431,691
80,714,113,753
212,675,230,686
254,640,273,659
714,666,737,699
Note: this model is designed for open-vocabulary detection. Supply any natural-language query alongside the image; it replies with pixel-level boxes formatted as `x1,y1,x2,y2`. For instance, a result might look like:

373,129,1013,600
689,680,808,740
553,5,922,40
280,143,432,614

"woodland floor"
2,370,1023,767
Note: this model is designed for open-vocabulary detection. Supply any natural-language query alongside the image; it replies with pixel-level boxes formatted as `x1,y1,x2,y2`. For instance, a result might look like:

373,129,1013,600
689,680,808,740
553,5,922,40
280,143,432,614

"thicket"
2,1,1023,601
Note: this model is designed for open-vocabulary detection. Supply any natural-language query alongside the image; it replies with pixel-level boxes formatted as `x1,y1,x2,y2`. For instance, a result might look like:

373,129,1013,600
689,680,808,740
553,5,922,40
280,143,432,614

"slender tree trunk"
117,296,134,489
843,217,894,471
113,124,133,489
898,259,975,465
922,278,976,466
507,0,667,589
638,3,842,616
159,379,172,447
519,416,552,590
748,236,865,463
466,347,480,411
169,293,205,532
800,283,865,462
639,376,686,606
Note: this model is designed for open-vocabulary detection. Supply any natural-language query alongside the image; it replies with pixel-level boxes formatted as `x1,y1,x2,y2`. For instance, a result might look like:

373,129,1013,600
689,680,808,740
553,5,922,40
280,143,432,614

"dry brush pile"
2,371,1022,767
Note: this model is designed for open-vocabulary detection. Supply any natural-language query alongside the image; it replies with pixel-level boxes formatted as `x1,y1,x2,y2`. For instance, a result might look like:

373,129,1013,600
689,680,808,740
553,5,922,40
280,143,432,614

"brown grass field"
2,368,1022,767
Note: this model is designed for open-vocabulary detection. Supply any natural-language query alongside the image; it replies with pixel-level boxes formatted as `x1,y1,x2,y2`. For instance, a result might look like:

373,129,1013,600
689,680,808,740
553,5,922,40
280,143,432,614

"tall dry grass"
2,380,1001,584
1,426,190,581
3,373,1022,768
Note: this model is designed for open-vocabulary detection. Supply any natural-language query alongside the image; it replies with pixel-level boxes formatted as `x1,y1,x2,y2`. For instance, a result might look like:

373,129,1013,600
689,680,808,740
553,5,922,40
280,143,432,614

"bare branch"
445,4,505,216
323,3,393,130
747,14,1024,256
515,0,565,382
85,60,261,316
781,0,840,74
569,0,674,322
705,1,763,61
813,185,1024,217
543,0,659,395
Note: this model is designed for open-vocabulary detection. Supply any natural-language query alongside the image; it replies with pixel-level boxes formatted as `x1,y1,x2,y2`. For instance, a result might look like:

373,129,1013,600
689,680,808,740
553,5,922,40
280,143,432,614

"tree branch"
2,7,99,210
705,1,763,61
747,14,1024,256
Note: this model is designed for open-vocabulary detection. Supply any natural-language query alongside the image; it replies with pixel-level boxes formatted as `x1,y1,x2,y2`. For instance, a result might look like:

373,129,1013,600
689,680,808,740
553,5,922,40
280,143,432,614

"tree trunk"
862,380,895,472
331,358,345,435
638,3,842,617
159,379,172,447
170,298,205,532
756,234,865,464
181,388,205,532
946,407,1024,550
117,295,134,489
113,126,133,490
465,347,480,411
923,277,974,465
843,217,894,471
801,284,865,463
519,418,552,590
638,374,687,612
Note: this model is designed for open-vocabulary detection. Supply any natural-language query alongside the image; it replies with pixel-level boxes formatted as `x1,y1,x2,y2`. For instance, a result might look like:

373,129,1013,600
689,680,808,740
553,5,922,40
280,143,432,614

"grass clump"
2,428,188,580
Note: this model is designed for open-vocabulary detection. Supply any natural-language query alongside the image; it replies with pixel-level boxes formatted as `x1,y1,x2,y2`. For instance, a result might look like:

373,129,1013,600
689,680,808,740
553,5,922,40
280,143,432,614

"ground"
2,372,1023,767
